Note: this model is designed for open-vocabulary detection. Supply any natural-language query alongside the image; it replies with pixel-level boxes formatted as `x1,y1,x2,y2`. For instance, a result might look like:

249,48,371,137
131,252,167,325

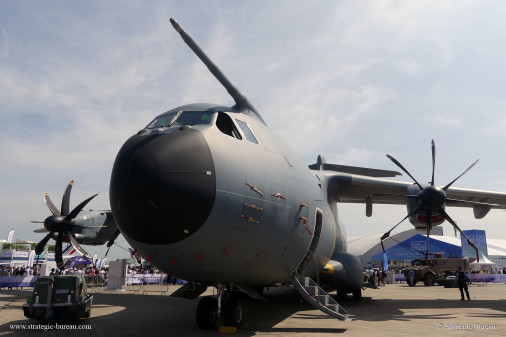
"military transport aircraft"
107,19,506,328
32,180,120,268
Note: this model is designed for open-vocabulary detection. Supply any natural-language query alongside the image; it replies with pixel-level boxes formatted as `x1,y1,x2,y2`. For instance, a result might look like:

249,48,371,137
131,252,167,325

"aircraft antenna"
170,18,265,125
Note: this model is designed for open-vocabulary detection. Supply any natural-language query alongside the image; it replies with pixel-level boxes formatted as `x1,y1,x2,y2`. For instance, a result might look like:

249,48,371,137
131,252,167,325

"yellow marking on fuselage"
322,263,334,274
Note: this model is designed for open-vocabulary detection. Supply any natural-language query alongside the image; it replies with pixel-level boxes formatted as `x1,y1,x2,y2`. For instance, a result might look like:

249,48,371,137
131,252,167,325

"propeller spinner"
381,140,488,262
33,180,96,269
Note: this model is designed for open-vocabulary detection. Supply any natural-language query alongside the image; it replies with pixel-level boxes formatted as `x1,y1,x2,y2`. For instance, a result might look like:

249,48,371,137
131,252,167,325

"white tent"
469,252,497,272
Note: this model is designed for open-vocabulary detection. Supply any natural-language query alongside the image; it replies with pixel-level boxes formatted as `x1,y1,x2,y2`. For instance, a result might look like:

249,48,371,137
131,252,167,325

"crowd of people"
0,263,163,276
52,266,108,277
0,266,38,276
469,267,506,274
1,263,163,277
363,268,388,288
127,265,161,275
0,263,169,289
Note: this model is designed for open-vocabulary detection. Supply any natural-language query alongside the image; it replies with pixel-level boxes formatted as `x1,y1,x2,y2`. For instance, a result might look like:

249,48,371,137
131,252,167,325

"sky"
1,1,506,262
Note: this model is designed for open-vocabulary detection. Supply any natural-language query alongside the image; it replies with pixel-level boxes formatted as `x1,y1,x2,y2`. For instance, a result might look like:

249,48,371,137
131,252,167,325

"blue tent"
371,234,462,262
66,256,92,268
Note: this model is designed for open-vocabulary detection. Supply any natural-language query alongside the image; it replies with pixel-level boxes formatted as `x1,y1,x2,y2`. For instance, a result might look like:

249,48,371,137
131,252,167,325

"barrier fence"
105,274,174,295
129,274,170,295
3,271,506,290
0,274,175,294
84,275,107,292
0,275,37,289
468,274,506,284
392,273,506,284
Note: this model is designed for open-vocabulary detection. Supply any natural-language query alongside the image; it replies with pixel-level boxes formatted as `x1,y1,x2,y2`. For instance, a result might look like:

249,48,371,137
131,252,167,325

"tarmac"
1,281,505,336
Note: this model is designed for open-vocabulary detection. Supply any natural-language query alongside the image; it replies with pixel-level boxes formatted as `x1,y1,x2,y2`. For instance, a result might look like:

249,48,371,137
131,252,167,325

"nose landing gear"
196,296,219,329
196,284,245,330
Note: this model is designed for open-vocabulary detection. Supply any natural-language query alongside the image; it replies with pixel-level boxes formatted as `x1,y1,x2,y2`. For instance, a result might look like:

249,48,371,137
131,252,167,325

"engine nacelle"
319,251,363,294
405,184,445,229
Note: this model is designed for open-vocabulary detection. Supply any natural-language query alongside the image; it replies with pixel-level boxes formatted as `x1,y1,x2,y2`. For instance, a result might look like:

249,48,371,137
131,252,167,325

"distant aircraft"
108,19,506,328
32,180,120,269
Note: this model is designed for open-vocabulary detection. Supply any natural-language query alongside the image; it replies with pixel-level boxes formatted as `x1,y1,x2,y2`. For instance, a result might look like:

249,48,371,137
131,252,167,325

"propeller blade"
439,209,480,262
425,210,432,261
35,232,54,255
55,232,64,269
66,230,91,259
44,192,60,215
34,228,49,233
64,194,98,221
105,229,121,257
380,206,422,252
386,154,423,189
30,221,44,224
61,180,74,216
380,240,387,254
107,229,121,248
443,159,479,191
431,140,436,186
105,246,112,257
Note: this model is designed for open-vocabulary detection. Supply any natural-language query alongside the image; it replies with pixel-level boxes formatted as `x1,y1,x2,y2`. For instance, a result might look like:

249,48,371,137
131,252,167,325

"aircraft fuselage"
110,104,346,285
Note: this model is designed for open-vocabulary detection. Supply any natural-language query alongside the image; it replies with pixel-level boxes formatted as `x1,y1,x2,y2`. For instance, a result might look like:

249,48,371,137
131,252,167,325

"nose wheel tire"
223,296,244,327
196,296,218,329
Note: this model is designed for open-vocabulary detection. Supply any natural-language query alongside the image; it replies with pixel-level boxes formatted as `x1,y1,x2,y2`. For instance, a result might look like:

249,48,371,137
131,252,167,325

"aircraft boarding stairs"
290,276,351,321
170,276,350,321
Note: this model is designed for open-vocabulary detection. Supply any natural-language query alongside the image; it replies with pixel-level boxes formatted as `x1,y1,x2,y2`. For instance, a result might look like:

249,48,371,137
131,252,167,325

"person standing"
408,269,414,286
368,268,375,287
456,267,471,301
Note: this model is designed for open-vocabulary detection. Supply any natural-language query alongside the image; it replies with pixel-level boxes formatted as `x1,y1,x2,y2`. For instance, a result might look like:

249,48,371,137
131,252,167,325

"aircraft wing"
324,172,506,217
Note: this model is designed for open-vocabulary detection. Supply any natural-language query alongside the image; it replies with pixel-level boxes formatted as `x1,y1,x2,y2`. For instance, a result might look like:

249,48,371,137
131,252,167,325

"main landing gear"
196,285,245,330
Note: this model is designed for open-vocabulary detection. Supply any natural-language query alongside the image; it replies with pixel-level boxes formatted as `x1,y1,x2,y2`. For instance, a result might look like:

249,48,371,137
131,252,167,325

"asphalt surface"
1,282,505,336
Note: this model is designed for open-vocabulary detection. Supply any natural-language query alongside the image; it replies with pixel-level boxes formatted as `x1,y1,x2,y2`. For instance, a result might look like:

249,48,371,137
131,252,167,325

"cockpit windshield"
146,111,213,129
146,112,178,129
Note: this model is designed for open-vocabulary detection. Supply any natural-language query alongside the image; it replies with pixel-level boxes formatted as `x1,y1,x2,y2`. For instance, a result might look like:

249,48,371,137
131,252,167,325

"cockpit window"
146,112,178,129
235,119,259,144
146,111,213,129
216,112,242,140
176,111,213,126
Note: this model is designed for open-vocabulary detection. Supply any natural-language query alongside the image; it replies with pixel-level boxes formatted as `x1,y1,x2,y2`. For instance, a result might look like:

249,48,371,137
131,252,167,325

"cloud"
2,1,506,259
0,28,9,58
433,116,463,126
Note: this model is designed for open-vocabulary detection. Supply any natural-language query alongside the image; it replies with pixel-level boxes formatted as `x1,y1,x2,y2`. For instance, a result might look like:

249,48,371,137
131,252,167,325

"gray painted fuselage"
112,104,351,286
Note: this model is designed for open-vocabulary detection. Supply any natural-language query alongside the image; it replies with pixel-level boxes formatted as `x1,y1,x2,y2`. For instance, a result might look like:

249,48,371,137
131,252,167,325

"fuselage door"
295,209,323,275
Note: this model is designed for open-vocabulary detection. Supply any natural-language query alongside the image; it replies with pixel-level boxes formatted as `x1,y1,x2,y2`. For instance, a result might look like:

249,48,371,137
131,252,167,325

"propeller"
105,229,121,257
381,140,491,263
33,180,96,269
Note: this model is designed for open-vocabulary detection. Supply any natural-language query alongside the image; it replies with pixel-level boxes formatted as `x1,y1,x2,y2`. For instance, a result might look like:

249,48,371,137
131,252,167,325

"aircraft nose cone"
109,128,216,244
